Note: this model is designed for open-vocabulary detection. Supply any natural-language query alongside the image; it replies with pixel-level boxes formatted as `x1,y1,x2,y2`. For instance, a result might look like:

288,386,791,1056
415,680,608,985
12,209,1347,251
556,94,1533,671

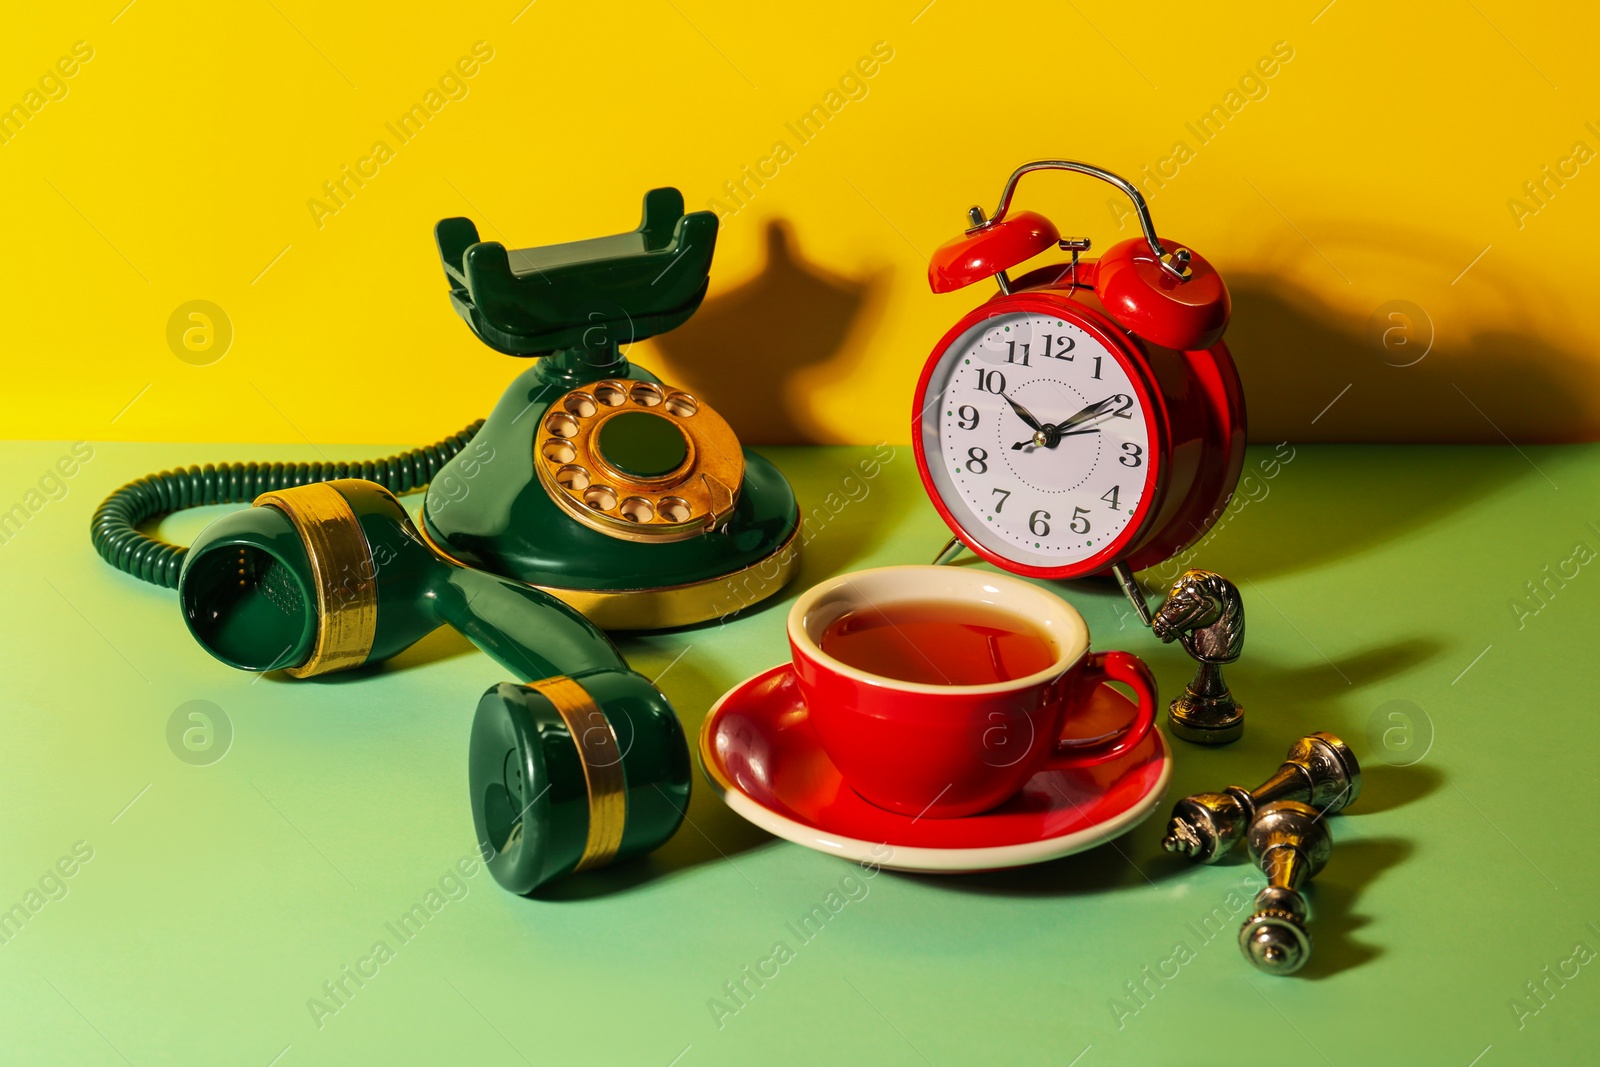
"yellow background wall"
2,0,1595,446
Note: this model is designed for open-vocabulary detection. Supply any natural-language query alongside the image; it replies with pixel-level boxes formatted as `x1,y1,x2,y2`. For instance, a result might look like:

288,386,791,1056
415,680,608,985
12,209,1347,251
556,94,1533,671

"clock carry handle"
977,159,1225,345
979,160,1176,273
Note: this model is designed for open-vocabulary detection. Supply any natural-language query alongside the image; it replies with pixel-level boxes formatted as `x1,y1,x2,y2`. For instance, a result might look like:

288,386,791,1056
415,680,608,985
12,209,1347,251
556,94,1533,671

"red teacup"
788,565,1157,819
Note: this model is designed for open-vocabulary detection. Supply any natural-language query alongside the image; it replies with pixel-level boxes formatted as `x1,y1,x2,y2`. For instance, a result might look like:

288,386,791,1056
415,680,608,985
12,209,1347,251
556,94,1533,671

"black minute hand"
1051,395,1126,434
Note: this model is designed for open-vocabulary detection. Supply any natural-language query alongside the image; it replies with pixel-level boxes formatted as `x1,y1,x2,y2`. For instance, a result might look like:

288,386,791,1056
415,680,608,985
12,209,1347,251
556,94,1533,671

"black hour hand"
1002,392,1042,432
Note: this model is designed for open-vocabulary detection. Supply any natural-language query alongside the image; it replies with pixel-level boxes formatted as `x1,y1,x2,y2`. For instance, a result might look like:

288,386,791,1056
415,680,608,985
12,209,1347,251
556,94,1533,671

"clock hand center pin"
1010,392,1122,451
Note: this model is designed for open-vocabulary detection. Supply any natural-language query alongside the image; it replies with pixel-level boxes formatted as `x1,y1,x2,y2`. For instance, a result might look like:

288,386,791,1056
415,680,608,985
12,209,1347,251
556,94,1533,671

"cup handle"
1047,650,1158,769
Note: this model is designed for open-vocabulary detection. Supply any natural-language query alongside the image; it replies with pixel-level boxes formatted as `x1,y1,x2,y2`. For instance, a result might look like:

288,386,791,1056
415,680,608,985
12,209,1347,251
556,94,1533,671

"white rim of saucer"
699,665,1173,874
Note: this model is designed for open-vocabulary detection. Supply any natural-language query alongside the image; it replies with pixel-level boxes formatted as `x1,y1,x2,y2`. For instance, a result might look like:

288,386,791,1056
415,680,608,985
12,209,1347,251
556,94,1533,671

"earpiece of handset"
177,478,691,892
470,667,690,894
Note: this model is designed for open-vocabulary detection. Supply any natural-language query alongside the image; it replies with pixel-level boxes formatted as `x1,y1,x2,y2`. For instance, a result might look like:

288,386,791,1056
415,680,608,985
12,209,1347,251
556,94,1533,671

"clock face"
918,308,1158,574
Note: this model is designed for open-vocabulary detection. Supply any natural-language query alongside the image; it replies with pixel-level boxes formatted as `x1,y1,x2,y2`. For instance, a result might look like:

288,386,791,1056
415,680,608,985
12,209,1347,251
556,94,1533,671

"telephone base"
417,511,801,631
420,360,802,631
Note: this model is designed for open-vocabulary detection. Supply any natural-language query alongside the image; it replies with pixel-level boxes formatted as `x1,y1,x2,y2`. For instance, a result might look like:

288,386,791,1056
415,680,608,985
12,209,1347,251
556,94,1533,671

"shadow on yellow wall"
650,219,887,445
1226,224,1600,445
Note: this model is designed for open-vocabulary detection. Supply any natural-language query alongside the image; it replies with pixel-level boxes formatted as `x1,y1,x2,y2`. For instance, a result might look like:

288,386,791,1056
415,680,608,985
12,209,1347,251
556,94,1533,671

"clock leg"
1111,561,1154,626
931,536,965,566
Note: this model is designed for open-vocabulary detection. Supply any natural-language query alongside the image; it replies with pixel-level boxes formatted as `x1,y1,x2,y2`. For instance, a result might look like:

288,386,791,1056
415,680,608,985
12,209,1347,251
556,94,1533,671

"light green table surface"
1,440,1595,1066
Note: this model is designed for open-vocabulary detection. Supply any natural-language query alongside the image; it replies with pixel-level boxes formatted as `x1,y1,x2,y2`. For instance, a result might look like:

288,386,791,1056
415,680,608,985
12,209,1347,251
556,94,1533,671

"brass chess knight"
1149,569,1246,744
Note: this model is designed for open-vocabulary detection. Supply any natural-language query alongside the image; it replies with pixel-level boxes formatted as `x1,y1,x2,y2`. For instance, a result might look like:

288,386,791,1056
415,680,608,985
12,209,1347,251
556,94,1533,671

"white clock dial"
920,310,1153,570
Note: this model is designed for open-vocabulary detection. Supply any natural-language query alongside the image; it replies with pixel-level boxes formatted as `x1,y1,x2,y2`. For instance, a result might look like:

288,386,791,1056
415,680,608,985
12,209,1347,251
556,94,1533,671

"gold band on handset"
535,379,745,543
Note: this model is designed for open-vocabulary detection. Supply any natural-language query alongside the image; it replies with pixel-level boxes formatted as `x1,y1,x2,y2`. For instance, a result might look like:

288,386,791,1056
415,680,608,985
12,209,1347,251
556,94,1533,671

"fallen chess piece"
1238,800,1331,975
1161,732,1360,863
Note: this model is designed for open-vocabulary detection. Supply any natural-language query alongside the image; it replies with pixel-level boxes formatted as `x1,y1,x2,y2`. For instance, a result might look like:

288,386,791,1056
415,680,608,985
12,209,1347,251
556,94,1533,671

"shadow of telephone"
90,188,801,893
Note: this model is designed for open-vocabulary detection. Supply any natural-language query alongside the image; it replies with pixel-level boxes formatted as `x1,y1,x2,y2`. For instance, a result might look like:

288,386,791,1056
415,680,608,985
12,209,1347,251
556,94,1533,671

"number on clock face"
921,311,1153,570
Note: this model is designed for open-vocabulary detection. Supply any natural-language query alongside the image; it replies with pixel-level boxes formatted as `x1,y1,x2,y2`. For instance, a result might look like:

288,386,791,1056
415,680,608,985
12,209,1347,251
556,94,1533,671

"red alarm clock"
912,160,1246,585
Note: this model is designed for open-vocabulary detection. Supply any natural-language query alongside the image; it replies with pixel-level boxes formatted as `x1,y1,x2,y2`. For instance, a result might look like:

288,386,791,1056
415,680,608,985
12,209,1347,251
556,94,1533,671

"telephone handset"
93,468,691,893
176,478,691,892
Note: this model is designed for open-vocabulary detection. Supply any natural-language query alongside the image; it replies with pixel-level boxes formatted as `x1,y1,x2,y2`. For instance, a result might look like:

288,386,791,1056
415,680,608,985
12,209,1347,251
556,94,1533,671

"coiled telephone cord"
90,421,485,589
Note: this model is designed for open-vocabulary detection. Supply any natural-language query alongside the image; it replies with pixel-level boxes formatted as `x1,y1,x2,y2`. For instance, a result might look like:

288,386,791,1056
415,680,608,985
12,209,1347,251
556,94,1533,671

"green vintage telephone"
424,187,801,628
90,188,799,892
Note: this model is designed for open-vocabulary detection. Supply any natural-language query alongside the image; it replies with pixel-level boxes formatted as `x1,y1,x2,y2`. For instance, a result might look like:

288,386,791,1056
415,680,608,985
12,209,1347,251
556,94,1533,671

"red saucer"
699,664,1171,873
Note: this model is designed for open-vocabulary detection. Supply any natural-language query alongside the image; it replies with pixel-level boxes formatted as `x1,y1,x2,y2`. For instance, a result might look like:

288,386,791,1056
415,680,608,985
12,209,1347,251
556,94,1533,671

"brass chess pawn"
1238,801,1332,976
1161,732,1360,863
